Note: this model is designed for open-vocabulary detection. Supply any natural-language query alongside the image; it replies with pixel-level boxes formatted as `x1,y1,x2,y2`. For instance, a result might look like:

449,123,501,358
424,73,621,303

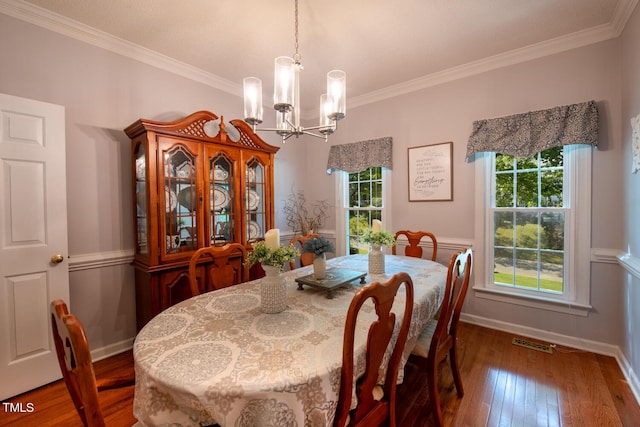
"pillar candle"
372,220,382,233
265,228,280,251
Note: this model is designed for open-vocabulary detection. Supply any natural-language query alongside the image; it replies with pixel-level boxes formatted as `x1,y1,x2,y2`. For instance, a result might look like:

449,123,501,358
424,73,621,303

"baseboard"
460,313,640,407
90,337,134,362
615,348,640,408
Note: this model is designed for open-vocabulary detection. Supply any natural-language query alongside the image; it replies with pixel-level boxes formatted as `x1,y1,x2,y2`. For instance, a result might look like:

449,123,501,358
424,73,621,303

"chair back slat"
432,248,472,352
407,248,472,427
392,230,438,261
51,300,105,427
334,272,414,427
188,243,249,296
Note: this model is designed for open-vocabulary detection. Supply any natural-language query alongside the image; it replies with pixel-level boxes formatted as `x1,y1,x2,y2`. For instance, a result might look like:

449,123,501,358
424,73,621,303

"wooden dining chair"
410,247,473,427
334,272,415,427
50,299,135,427
392,230,438,261
288,233,319,270
188,243,249,296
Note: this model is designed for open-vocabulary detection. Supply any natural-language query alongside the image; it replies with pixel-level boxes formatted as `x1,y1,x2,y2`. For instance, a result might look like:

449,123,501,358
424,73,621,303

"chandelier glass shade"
242,0,346,142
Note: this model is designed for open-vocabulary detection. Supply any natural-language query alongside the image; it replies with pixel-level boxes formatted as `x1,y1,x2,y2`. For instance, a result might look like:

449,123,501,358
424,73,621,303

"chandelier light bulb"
243,77,263,125
274,56,295,113
319,94,334,135
327,70,346,121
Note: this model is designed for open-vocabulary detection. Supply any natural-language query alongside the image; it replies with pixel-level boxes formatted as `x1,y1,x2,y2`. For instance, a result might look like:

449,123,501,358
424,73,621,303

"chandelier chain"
293,0,301,63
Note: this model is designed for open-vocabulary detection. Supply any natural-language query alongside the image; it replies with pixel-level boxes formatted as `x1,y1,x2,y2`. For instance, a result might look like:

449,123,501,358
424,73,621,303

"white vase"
313,253,327,279
260,266,287,314
368,244,385,274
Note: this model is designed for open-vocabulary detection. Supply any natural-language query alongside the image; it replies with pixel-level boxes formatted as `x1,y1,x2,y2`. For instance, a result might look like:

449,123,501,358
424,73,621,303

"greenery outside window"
335,167,391,256
493,147,565,294
474,146,592,316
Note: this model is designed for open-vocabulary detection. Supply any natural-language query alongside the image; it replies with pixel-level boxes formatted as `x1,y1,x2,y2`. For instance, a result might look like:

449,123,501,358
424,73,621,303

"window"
335,167,391,256
474,146,592,316
493,147,565,294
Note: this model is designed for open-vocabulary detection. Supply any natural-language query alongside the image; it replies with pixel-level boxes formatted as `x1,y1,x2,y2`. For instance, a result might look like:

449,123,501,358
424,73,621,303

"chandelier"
242,0,346,142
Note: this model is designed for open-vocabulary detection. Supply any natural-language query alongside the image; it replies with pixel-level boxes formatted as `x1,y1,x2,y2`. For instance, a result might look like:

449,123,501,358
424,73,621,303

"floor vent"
512,337,553,354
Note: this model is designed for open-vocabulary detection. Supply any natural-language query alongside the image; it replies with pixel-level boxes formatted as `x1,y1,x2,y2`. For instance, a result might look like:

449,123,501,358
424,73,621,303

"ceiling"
8,0,639,118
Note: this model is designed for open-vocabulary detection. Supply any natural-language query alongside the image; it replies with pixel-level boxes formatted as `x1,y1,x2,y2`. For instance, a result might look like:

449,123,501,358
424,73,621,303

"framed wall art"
408,142,453,201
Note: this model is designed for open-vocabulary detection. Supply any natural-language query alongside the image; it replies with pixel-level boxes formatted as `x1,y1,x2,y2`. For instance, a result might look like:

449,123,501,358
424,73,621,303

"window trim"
473,146,593,316
334,168,392,257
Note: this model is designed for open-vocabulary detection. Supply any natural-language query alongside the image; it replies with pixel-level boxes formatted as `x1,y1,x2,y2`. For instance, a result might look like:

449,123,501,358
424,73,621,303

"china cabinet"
125,111,279,329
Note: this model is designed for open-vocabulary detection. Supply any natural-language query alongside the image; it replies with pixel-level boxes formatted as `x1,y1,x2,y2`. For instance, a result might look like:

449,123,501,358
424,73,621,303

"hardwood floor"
1,350,136,427
396,323,640,427
2,322,639,426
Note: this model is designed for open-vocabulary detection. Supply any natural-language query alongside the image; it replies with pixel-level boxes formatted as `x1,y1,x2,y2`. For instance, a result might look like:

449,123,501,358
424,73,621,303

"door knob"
50,254,65,264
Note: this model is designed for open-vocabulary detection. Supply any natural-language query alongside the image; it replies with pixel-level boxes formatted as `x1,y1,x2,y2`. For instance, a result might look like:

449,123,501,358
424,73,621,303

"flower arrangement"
247,241,300,270
303,236,335,257
362,229,396,248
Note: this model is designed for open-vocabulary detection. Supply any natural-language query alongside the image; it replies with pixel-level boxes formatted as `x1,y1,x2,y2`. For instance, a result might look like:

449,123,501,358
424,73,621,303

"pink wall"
1,5,636,365
621,3,640,394
311,39,626,345
0,13,313,350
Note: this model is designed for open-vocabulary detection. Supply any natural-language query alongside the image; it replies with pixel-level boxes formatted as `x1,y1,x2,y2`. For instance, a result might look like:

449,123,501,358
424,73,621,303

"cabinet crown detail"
125,110,280,153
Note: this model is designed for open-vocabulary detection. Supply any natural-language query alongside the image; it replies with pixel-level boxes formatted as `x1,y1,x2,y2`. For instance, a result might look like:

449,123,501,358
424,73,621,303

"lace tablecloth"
133,254,447,426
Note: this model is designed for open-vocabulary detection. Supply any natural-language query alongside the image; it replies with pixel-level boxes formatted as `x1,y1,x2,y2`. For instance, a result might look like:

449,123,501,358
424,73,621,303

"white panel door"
0,93,69,400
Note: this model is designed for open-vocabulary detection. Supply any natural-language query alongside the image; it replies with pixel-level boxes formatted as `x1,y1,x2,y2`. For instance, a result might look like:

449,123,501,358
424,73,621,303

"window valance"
466,100,598,160
326,137,393,173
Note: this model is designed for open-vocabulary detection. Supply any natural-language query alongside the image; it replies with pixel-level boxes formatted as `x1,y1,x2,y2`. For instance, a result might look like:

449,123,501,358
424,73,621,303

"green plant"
246,241,300,270
303,236,335,257
361,229,396,247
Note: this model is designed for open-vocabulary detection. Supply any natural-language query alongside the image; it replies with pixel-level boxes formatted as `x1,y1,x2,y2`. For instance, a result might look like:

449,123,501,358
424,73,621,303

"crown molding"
0,0,242,97
612,0,640,34
350,0,639,109
349,23,621,109
1,0,637,111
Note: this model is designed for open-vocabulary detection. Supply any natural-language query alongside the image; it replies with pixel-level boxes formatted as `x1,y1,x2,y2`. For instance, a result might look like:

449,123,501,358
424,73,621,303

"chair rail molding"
591,248,625,264
66,245,619,272
68,249,134,272
617,252,640,280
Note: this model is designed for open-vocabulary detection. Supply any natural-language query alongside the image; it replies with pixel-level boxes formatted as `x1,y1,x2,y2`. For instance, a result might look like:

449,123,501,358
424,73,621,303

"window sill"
472,286,592,317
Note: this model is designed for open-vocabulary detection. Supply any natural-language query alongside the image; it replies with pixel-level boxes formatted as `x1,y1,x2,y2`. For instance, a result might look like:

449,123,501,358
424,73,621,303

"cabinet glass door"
210,154,235,246
163,144,197,254
246,158,266,243
134,142,148,255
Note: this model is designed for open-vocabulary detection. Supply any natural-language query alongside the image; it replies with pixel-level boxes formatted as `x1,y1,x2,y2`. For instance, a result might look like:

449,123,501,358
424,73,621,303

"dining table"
132,253,448,427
